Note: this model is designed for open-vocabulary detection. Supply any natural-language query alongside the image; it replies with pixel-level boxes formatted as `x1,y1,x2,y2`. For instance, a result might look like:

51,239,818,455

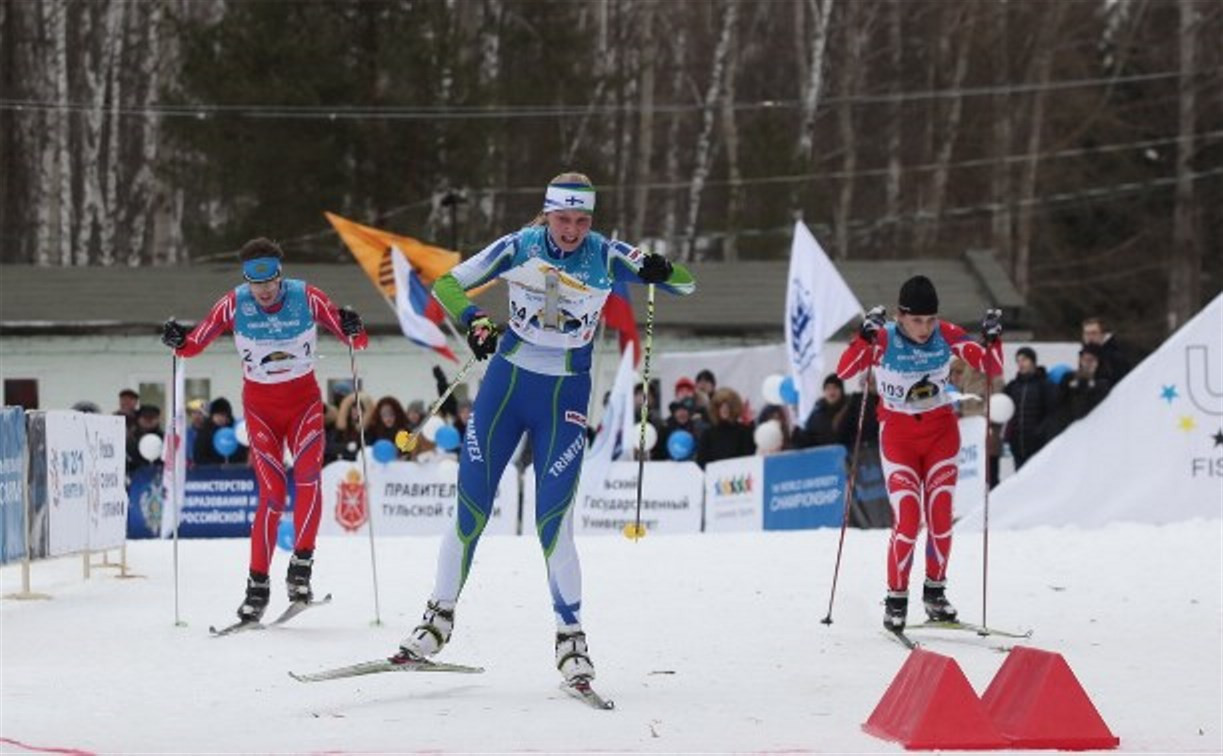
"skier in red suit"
837,275,1003,631
161,238,368,623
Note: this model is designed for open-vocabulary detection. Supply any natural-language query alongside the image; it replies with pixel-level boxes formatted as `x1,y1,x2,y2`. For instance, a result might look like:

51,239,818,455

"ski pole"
624,283,657,541
347,338,382,626
395,352,481,453
821,361,874,625
170,352,186,627
980,321,1000,635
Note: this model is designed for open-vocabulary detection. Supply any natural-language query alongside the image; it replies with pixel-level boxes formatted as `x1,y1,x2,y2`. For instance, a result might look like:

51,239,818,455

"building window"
3,379,39,410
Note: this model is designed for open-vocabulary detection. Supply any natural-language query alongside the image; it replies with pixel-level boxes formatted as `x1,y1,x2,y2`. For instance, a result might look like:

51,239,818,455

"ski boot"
556,626,596,682
237,571,270,623
922,579,958,622
398,600,455,659
286,549,314,604
883,591,908,632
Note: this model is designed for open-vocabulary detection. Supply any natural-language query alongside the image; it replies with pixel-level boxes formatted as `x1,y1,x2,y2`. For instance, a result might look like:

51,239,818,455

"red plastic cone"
863,648,1010,750
982,646,1120,750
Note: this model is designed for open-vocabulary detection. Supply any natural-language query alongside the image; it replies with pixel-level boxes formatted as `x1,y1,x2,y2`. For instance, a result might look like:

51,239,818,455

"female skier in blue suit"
395,172,695,686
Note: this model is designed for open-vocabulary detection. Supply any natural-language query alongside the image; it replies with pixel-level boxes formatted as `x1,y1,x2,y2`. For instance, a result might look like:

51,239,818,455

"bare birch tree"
1168,0,1201,330
683,0,737,261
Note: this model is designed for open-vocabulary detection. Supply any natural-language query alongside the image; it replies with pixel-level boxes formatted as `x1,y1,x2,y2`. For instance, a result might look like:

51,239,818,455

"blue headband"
242,257,282,283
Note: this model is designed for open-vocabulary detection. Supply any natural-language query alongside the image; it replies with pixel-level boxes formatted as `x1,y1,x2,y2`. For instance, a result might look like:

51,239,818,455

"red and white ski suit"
838,321,1002,593
176,281,367,575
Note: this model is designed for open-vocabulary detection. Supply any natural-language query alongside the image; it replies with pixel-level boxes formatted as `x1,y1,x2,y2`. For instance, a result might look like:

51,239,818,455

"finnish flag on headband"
785,221,862,421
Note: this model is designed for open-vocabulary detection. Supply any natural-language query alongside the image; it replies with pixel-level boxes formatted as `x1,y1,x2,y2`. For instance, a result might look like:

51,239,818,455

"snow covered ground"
2,521,1221,754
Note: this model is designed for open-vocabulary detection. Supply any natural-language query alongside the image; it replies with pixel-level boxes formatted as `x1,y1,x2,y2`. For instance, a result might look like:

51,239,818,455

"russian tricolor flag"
392,245,457,362
602,280,640,364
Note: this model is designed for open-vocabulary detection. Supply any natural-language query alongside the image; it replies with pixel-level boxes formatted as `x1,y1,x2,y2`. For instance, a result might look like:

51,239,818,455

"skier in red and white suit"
161,238,368,623
837,275,1003,631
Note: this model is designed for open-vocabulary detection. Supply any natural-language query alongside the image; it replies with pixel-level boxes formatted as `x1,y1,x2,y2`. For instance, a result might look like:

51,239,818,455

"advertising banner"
523,461,704,536
954,416,987,519
0,407,26,564
129,465,273,539
703,455,763,532
318,459,518,537
761,446,847,530
41,411,127,556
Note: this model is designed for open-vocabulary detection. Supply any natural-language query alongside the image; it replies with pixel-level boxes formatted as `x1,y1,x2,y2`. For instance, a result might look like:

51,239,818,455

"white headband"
543,184,595,214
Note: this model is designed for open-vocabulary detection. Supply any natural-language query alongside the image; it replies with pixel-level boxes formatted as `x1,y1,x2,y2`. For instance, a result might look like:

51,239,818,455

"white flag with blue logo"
785,221,863,422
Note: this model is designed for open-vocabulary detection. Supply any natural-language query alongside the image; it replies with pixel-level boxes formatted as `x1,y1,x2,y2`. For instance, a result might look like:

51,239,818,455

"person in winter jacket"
1003,347,1059,469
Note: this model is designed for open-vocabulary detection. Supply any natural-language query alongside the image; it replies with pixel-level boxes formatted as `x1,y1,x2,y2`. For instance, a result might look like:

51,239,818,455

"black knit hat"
898,275,939,315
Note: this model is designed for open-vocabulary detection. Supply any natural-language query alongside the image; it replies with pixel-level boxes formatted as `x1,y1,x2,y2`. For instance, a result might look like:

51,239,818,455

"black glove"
338,307,363,337
161,319,188,349
859,305,887,343
637,253,673,284
982,308,1003,344
466,314,499,361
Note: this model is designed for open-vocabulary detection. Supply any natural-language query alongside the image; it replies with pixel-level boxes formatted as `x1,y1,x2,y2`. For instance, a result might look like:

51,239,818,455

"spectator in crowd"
432,365,459,423
329,380,354,408
657,396,699,461
697,387,755,467
194,397,247,465
1049,343,1112,437
1081,316,1131,385
1003,347,1059,470
116,388,139,418
797,373,848,449
405,400,427,432
948,358,1005,488
328,392,372,462
836,378,880,453
185,398,207,464
455,400,473,439
368,396,411,452
693,369,716,425
756,403,794,453
126,404,164,474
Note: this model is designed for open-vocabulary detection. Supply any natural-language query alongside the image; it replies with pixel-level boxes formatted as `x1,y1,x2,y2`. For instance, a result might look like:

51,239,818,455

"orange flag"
325,211,460,296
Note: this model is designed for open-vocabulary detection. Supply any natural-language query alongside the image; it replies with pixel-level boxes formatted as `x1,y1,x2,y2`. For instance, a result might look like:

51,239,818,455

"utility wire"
0,70,1207,121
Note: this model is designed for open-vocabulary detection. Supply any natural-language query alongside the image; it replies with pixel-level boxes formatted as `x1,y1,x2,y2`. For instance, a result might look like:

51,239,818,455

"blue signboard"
128,464,295,539
761,445,847,530
0,407,26,564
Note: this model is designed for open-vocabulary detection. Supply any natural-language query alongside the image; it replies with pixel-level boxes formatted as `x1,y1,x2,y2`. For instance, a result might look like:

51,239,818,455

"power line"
0,70,1204,121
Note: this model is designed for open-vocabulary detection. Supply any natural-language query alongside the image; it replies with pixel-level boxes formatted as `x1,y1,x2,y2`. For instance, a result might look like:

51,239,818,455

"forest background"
1,0,1219,352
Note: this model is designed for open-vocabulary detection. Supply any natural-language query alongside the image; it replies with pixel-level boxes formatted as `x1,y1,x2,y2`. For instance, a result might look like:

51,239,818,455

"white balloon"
989,393,1016,424
753,420,784,454
761,374,785,405
633,421,658,451
421,416,444,443
138,433,163,462
234,419,249,446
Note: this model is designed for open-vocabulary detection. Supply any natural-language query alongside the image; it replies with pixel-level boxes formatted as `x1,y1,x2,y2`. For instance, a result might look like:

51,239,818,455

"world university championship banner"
0,407,27,564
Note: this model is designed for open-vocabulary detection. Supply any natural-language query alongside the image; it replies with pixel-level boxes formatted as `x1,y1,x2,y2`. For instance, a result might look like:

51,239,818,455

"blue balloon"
435,425,461,452
213,426,238,458
779,376,800,405
372,438,397,464
276,518,295,552
1047,363,1073,385
667,429,695,460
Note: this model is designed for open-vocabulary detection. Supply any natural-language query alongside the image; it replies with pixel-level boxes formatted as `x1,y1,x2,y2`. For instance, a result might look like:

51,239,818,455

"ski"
270,593,332,626
907,620,1033,639
289,651,484,683
561,678,615,710
882,628,919,650
209,619,265,637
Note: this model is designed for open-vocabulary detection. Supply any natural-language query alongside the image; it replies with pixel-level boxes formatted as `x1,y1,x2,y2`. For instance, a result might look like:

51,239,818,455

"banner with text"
128,464,278,539
954,416,987,519
318,459,518,537
0,407,26,564
33,411,127,556
762,446,847,530
523,461,704,536
704,455,763,532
